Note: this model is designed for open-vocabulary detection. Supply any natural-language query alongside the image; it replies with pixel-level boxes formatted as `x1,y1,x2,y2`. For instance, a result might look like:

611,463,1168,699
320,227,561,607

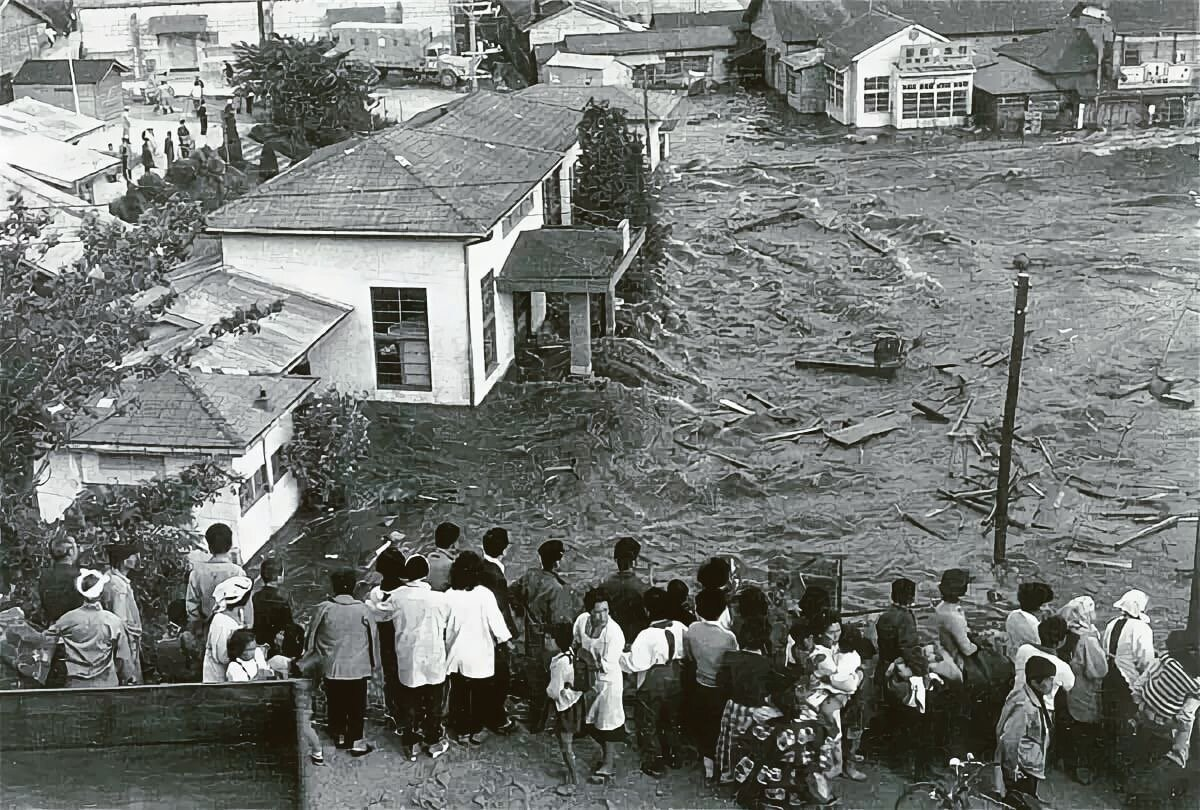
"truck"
330,22,489,87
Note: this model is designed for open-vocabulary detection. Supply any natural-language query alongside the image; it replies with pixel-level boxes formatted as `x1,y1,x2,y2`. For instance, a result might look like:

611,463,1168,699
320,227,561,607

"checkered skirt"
716,700,759,783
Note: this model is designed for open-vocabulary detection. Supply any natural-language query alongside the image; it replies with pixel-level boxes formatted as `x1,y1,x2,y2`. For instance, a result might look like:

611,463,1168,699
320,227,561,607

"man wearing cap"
49,570,137,688
102,543,144,683
512,539,576,732
996,655,1058,803
600,536,649,645
186,523,252,634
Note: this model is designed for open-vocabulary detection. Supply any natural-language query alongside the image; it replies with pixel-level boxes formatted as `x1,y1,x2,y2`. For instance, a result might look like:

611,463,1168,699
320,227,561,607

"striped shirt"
1134,655,1200,722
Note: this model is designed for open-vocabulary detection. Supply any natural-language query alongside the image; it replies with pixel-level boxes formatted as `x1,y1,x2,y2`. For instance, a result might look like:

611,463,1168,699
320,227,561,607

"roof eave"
62,440,242,454
205,226,483,239
238,378,322,447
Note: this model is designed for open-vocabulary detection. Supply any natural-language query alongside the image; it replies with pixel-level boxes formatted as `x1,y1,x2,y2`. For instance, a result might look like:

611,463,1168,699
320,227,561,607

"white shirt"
1012,644,1076,708
445,586,512,679
226,648,270,682
547,652,582,711
1103,616,1155,687
389,581,451,688
484,554,505,575
202,611,242,683
620,620,686,689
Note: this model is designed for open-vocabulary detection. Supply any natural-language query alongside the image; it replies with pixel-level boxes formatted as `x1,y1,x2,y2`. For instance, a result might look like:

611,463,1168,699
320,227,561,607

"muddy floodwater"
284,93,1199,633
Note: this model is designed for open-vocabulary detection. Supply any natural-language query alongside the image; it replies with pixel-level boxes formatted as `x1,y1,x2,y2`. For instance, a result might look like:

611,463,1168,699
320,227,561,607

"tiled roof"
206,125,563,236
68,371,317,451
12,59,129,86
405,91,581,155
653,11,749,31
974,54,1060,94
823,11,912,68
998,26,1097,74
562,26,738,54
876,1,1065,36
515,83,685,123
754,0,858,44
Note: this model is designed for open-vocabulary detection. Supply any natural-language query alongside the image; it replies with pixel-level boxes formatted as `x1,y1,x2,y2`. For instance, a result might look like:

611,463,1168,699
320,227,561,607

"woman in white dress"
573,587,626,783
445,551,513,743
202,575,252,683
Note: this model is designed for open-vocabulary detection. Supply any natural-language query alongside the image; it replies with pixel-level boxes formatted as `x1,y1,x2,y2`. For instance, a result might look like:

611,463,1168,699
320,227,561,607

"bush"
284,389,372,509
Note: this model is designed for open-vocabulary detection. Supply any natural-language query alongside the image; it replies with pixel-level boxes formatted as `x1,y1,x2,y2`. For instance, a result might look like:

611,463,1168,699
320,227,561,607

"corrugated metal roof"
0,129,120,187
562,26,738,55
68,371,318,450
0,98,106,143
653,11,749,31
12,59,129,86
516,83,685,122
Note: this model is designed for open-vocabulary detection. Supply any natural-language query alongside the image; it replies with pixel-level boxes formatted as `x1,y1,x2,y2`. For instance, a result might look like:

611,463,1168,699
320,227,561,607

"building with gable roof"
36,370,320,560
11,58,129,119
205,90,646,404
823,10,976,129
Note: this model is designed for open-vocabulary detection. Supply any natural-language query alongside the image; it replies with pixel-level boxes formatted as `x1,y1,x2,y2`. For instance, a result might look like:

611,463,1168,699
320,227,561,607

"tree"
284,389,372,510
109,146,247,223
573,100,649,228
0,197,204,502
232,35,383,157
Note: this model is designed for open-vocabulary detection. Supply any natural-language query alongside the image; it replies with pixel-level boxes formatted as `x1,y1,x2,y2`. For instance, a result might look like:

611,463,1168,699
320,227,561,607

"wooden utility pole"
1189,510,1200,634
256,0,266,43
993,271,1031,564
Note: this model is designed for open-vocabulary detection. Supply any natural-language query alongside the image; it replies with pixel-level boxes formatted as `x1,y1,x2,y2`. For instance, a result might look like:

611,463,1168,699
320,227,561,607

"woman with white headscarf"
1102,589,1154,779
202,576,252,683
1058,596,1108,783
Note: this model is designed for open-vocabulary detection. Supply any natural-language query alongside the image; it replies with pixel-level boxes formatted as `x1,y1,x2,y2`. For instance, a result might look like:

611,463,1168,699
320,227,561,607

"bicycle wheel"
894,782,953,810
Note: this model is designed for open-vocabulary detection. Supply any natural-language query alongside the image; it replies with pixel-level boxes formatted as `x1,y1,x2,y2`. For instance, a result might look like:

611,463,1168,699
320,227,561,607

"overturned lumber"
948,398,974,435
795,356,900,378
761,422,824,442
899,510,950,541
1066,549,1133,570
745,391,778,410
1113,515,1182,550
719,398,755,416
825,411,908,447
912,401,950,422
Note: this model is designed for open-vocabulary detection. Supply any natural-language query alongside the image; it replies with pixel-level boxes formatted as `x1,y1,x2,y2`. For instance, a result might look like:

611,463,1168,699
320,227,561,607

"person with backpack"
573,586,626,783
620,587,687,778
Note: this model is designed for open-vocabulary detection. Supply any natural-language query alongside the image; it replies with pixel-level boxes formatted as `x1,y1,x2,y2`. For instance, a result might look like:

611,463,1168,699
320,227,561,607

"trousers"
400,682,446,747
635,665,682,766
323,677,368,744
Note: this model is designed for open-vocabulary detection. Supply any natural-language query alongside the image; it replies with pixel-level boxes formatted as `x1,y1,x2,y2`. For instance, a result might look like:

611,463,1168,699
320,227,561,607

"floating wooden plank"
825,411,908,447
745,391,778,410
1066,549,1133,570
719,398,755,416
708,450,753,470
761,421,824,442
983,353,1009,368
899,510,950,541
948,397,974,435
1114,515,1182,550
795,356,900,378
911,400,949,422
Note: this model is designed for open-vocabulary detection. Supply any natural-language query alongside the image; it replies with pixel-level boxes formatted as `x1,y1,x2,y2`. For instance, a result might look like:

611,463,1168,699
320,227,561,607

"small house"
972,54,1070,131
559,26,738,86
205,91,644,405
744,0,857,98
543,51,633,85
12,59,130,120
823,12,976,129
0,128,120,202
36,371,320,561
495,0,643,85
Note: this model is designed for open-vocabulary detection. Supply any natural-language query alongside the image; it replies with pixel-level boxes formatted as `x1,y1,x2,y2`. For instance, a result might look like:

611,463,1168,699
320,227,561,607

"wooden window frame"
370,287,433,391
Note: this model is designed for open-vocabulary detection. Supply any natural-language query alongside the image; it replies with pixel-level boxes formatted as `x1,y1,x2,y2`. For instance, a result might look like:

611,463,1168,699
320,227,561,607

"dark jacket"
717,650,783,707
875,604,927,684
481,560,517,638
39,563,82,624
599,569,649,643
252,583,296,649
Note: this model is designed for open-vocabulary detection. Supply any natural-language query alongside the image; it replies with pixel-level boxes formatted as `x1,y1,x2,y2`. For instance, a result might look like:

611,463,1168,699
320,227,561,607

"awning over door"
497,225,645,295
146,15,208,36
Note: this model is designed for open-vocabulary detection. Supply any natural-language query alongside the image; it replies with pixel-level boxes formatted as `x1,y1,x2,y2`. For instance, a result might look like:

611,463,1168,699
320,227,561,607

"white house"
543,51,634,86
823,11,975,130
36,371,319,561
205,91,645,406
527,0,644,48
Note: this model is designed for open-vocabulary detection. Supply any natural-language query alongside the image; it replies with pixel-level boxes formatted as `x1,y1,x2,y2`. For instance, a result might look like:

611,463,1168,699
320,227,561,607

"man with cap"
426,522,461,592
186,523,252,635
512,539,577,732
102,542,144,683
389,555,452,760
600,536,649,645
49,570,137,688
997,655,1057,803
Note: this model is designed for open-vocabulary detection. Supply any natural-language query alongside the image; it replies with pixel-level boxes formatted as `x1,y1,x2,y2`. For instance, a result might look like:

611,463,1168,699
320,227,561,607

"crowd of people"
35,523,1199,808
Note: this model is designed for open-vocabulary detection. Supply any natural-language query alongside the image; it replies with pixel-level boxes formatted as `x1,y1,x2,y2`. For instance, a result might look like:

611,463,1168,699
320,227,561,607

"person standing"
177,119,193,159
198,102,209,137
427,521,460,592
155,599,201,683
101,543,143,684
245,87,255,116
304,568,376,756
252,557,296,653
599,536,649,644
49,570,137,688
481,527,516,725
1012,616,1076,706
222,101,242,164
685,587,738,782
140,130,155,175
159,79,176,115
997,656,1057,805
187,524,252,634
391,555,452,760
1057,596,1108,784
163,131,175,167
190,77,204,113
38,536,82,624
121,106,132,142
1005,582,1055,662
620,587,687,778
574,586,627,783
873,577,931,777
713,616,779,784
445,551,514,742
363,548,407,731
119,137,132,182
202,575,252,683
512,539,577,733
1103,588,1155,742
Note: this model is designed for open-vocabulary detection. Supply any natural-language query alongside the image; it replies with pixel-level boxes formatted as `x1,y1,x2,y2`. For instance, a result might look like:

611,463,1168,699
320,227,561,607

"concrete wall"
37,414,302,561
76,0,453,76
529,8,621,47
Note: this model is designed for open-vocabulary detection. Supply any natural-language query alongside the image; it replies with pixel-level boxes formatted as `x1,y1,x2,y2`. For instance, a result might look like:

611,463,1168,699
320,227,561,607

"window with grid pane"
480,272,497,374
371,287,432,390
863,75,890,113
240,464,269,514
